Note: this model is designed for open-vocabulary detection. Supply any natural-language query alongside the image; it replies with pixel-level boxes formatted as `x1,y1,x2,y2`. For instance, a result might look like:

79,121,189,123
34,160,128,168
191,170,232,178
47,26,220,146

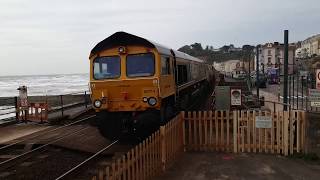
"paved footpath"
155,152,320,180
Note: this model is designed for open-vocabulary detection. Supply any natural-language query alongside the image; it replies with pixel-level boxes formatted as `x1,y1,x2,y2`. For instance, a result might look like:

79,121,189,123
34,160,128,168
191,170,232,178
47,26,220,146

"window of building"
268,57,272,63
268,50,272,55
161,56,171,75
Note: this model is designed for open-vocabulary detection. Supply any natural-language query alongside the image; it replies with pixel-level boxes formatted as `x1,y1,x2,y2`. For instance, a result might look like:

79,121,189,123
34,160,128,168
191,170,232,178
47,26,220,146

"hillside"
178,43,254,64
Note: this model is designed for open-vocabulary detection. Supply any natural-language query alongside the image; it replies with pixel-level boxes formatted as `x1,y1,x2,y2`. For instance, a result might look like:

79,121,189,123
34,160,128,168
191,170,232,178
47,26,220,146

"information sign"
255,116,272,128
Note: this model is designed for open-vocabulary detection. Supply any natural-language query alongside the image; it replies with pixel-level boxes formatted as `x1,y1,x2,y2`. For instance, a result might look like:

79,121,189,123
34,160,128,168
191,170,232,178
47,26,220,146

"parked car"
251,72,267,88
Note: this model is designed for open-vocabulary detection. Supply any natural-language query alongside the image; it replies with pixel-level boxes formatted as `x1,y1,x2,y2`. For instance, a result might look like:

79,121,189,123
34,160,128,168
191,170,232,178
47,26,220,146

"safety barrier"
183,110,306,156
91,110,306,180
92,114,184,180
17,103,49,122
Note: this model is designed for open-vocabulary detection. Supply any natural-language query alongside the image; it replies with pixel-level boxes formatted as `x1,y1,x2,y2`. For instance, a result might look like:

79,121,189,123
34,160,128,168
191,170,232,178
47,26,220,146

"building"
214,59,249,77
255,42,296,75
300,34,320,58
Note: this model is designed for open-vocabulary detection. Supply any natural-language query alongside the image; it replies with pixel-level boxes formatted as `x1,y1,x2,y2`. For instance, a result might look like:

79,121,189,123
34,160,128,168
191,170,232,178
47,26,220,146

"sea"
0,73,89,122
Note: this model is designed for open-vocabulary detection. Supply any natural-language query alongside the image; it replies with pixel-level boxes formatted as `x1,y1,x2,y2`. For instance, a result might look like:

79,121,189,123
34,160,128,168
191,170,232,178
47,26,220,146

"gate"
183,110,306,155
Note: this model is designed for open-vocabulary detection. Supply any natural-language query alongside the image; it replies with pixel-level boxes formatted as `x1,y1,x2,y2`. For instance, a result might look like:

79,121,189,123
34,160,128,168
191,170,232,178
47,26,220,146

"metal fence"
285,74,319,112
0,91,91,123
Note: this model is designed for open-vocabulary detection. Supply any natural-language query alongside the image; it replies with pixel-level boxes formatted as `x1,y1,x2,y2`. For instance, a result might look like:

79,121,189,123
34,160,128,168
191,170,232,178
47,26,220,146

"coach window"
161,56,171,75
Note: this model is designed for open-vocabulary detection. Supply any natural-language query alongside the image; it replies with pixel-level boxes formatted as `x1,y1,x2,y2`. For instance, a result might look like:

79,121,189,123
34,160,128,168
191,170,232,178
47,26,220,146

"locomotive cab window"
126,53,155,77
161,56,171,75
93,56,120,80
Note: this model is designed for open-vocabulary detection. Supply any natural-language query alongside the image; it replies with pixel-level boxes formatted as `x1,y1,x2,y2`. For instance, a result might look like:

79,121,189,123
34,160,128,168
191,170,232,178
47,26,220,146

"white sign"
231,89,241,106
309,89,320,101
311,101,320,107
316,69,320,90
255,116,272,128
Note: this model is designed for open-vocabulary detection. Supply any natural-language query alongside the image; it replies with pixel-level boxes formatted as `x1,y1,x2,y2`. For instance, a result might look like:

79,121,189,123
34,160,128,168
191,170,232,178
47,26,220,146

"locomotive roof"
90,31,203,63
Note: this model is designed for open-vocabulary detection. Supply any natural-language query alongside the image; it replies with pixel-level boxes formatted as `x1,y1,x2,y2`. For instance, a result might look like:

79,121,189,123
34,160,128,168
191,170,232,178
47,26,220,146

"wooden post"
226,110,230,151
247,111,251,152
209,111,213,151
233,111,238,153
289,110,294,155
301,111,307,153
204,111,208,151
182,112,186,152
253,111,256,153
215,111,219,151
160,126,166,172
283,111,289,156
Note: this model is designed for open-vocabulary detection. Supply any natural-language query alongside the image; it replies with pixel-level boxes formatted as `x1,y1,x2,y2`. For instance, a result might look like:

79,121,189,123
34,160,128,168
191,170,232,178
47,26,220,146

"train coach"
89,31,215,140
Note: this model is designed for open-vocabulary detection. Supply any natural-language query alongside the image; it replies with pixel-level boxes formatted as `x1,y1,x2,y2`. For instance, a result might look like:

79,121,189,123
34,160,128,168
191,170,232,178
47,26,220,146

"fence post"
84,91,88,109
60,95,64,118
14,96,19,121
233,111,238,153
160,126,166,172
181,112,186,152
302,111,308,154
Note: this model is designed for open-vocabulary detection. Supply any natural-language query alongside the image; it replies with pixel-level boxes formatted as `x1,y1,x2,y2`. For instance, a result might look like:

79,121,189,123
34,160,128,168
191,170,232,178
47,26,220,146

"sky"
0,0,319,76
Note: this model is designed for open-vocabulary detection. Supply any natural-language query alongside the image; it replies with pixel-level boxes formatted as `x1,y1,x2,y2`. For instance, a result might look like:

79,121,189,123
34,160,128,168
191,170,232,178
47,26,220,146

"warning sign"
231,89,241,106
317,69,320,90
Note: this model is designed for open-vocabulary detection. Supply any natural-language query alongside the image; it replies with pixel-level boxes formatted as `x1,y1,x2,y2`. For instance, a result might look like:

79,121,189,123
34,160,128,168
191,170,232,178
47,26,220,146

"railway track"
0,89,213,180
0,115,134,180
0,114,96,151
55,140,119,180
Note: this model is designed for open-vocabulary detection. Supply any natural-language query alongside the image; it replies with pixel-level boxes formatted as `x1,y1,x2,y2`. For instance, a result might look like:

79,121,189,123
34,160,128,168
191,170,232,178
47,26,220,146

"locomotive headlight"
143,97,148,102
94,100,102,108
147,97,157,106
118,46,126,54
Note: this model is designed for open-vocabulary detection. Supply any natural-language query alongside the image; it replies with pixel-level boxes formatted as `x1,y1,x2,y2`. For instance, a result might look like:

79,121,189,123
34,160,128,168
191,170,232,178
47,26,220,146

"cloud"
0,0,319,76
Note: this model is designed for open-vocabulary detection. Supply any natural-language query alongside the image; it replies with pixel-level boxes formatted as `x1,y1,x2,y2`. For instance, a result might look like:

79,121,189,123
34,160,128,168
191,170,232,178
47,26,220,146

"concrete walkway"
0,105,91,144
0,123,49,144
155,152,320,180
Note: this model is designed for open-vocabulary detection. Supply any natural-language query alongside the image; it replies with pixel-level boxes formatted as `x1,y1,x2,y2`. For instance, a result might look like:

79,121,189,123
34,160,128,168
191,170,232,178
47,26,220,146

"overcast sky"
0,0,319,76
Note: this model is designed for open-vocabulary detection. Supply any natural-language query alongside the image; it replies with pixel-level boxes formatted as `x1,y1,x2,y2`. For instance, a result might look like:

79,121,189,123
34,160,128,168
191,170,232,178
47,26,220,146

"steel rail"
0,114,96,151
0,126,90,167
55,140,119,180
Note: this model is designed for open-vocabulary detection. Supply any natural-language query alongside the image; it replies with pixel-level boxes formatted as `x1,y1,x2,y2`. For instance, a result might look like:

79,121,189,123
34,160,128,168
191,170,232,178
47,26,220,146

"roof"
90,31,203,63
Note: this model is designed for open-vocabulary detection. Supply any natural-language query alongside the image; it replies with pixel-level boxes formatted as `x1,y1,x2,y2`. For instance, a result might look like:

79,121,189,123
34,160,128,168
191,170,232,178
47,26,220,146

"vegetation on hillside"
178,43,255,64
